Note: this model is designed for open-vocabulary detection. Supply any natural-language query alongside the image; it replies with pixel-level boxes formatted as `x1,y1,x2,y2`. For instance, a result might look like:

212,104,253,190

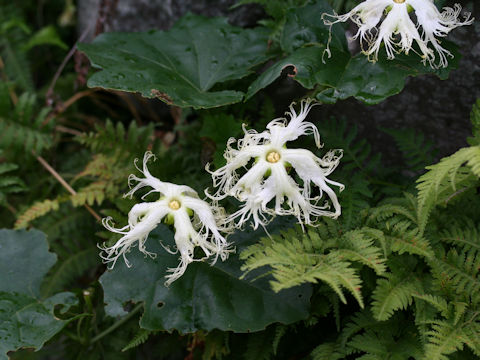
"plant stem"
90,303,143,344
34,152,102,222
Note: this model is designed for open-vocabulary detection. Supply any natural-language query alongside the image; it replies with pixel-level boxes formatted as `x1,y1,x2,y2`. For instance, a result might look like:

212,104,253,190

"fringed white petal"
209,100,344,230
101,152,232,286
322,0,473,68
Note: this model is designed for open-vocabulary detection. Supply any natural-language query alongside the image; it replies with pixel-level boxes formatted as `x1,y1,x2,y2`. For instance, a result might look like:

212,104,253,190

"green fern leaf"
339,175,372,230
388,224,434,258
416,146,480,235
272,325,287,356
412,294,449,317
318,118,379,174
337,229,387,275
203,329,230,360
440,221,480,253
121,329,152,352
0,159,26,203
424,320,469,360
14,198,60,229
76,119,154,156
244,327,275,360
371,274,421,321
429,249,480,304
311,342,344,360
0,93,53,154
41,247,99,297
240,226,386,307
468,99,480,146
382,127,436,173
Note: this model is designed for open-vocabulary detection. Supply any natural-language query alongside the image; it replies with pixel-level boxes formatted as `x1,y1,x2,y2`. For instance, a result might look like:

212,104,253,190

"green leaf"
79,13,270,109
0,229,56,296
0,291,77,360
23,25,68,51
0,229,77,359
416,146,480,235
245,0,459,104
199,113,242,167
371,274,421,321
279,0,347,53
100,224,311,333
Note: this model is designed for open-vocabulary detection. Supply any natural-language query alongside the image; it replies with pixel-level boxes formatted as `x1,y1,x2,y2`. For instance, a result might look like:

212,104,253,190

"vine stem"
34,151,102,222
45,21,95,104
90,303,143,344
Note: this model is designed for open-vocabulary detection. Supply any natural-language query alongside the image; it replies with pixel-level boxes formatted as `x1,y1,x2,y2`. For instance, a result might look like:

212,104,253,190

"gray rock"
77,0,264,41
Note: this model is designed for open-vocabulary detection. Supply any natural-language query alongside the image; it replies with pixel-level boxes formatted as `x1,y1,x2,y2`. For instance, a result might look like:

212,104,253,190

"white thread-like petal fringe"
206,99,344,230
99,151,233,286
322,0,473,68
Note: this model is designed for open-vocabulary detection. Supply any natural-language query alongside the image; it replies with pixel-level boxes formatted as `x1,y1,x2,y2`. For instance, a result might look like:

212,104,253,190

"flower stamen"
266,151,281,163
393,0,405,3
168,199,181,210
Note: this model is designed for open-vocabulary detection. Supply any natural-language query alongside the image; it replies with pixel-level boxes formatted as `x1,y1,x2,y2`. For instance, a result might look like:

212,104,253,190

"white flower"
99,151,232,286
322,0,473,68
206,99,344,230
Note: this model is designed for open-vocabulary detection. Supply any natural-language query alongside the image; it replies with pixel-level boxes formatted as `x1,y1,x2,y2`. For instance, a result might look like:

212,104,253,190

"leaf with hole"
100,223,311,333
246,0,460,105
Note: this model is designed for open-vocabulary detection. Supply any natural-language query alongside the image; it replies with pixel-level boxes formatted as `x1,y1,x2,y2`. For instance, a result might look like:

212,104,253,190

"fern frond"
0,93,53,154
76,119,154,156
203,329,230,360
339,175,372,230
0,160,26,203
440,221,480,253
416,146,480,234
349,326,422,360
272,325,287,355
371,274,421,321
468,99,480,146
121,329,152,352
387,224,434,258
0,10,34,91
429,249,480,304
14,198,60,229
244,328,275,360
337,229,387,275
424,320,469,360
71,181,117,207
366,202,417,226
382,127,436,173
412,294,449,317
41,247,99,297
317,117,379,174
74,154,114,181
240,226,387,307
310,342,344,360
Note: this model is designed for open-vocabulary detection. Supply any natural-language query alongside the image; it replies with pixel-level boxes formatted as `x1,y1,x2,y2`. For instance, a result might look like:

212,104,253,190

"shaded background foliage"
0,0,479,359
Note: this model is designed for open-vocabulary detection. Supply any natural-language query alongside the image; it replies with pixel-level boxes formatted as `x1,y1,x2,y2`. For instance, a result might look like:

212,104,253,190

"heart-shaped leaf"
100,223,311,333
79,13,270,109
0,229,77,359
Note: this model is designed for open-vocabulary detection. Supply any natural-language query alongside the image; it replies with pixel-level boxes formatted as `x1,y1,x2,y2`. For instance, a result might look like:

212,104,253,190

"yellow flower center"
168,199,181,210
393,0,405,3
266,151,281,163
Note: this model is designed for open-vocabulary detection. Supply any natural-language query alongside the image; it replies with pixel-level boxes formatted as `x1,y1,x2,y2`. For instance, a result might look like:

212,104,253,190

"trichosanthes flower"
100,151,232,286
322,0,473,68
207,100,344,230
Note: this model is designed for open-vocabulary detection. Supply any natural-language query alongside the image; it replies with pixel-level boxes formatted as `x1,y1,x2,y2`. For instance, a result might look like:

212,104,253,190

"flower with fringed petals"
99,151,233,286
322,0,473,68
206,99,345,230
